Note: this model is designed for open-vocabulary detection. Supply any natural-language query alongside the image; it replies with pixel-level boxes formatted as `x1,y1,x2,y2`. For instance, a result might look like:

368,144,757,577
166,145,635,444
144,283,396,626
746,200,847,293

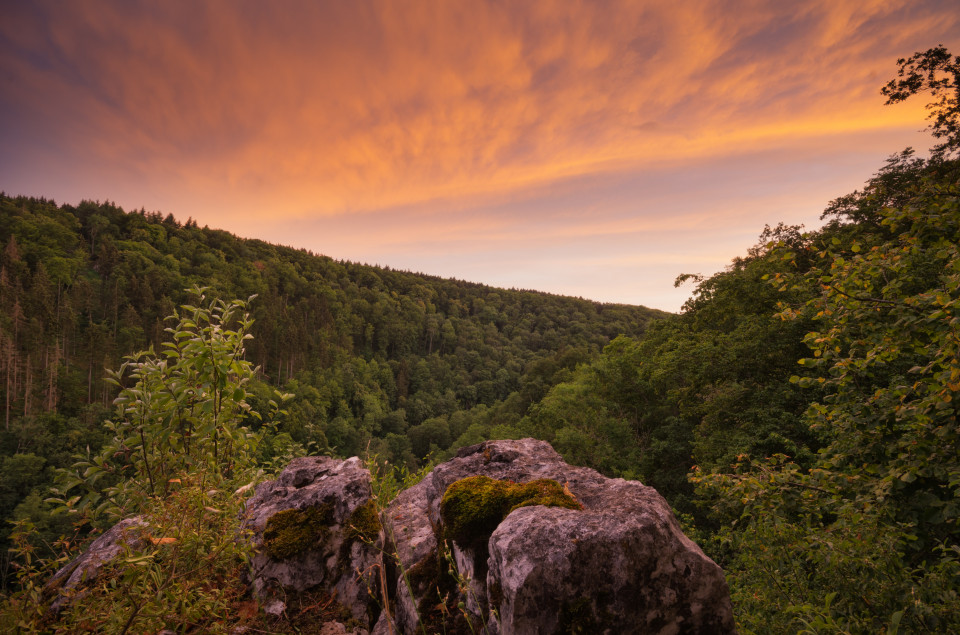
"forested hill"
0,193,663,463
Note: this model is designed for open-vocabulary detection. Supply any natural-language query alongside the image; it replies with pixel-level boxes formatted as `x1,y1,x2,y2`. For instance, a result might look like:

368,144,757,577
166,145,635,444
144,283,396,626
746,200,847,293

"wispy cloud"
1,0,957,310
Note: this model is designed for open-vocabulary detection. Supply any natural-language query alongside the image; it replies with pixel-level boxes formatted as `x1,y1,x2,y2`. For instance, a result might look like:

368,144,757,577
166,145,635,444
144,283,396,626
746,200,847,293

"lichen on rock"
439,475,582,545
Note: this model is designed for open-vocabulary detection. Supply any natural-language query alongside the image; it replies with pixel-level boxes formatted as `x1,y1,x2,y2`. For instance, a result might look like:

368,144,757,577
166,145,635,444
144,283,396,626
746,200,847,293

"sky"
1,0,958,312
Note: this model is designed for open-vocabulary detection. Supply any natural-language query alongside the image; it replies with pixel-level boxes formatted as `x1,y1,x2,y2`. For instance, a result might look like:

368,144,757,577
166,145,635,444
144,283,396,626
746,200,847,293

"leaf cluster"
47,287,284,522
883,45,960,159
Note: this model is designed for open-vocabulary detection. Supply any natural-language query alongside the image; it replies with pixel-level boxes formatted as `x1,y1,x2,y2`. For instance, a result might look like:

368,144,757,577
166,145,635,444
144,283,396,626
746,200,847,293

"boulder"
374,439,736,634
45,516,149,612
241,455,383,626
44,442,735,634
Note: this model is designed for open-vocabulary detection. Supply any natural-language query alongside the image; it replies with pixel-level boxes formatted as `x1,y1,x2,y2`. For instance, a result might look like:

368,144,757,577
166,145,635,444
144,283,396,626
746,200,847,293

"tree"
0,289,294,632
698,164,960,632
53,286,286,521
693,46,960,632
883,45,960,159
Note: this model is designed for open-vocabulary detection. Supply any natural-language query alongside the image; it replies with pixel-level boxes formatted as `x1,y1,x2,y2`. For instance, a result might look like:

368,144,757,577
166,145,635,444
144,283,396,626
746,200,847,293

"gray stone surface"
242,455,383,625
45,516,149,612
377,438,736,634
46,442,734,634
319,622,370,635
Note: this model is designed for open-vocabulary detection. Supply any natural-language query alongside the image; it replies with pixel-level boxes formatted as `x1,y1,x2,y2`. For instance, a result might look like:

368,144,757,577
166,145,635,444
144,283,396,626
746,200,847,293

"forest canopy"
0,188,662,588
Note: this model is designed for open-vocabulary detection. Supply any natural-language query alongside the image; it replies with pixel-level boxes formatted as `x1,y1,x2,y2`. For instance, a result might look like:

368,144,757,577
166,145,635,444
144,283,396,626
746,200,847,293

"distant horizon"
2,1,958,311
1,190,678,313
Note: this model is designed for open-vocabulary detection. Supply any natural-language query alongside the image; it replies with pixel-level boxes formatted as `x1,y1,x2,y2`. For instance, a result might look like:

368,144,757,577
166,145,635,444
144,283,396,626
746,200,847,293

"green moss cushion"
440,475,582,545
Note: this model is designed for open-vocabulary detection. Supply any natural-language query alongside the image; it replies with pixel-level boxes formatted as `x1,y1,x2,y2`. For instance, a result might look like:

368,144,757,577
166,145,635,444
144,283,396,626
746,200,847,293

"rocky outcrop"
48,440,735,634
241,455,383,625
45,516,149,612
374,439,736,634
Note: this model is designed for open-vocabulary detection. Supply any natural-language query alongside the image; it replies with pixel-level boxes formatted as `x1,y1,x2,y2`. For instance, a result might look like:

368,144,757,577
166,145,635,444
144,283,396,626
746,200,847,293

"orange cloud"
4,0,954,216
1,0,958,309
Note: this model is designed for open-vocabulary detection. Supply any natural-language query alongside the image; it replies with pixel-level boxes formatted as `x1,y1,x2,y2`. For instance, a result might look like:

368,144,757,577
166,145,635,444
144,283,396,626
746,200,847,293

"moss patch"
440,476,582,545
262,504,334,560
345,500,382,544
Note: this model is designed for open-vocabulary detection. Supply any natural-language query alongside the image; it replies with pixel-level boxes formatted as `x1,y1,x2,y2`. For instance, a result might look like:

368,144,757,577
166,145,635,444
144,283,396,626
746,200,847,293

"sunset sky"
2,1,958,311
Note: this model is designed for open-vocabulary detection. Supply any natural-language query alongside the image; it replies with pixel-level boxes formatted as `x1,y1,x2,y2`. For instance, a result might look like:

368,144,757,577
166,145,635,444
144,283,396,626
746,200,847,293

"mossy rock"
405,549,441,593
345,500,382,544
262,504,334,560
440,475,582,545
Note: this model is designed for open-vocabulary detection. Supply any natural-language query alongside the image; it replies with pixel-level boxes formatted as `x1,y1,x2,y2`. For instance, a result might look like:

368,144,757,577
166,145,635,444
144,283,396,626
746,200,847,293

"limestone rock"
319,622,370,635
242,455,383,626
44,442,734,634
45,516,149,612
377,439,736,634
